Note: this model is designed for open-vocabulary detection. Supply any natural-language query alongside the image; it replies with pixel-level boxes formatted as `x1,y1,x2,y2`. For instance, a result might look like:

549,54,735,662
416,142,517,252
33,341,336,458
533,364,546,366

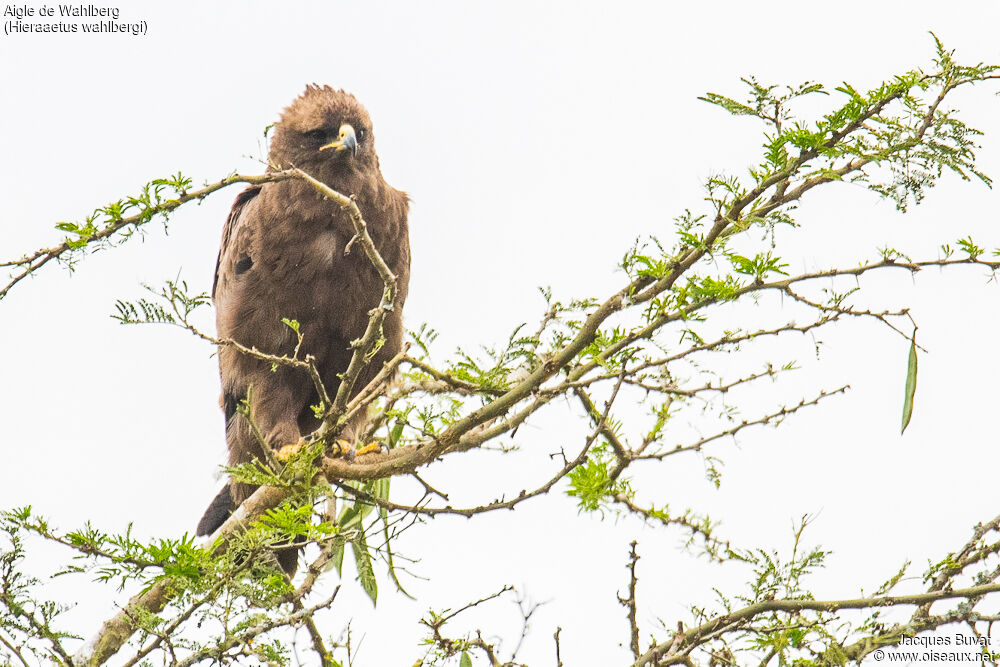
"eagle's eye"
357,128,367,142
304,129,327,142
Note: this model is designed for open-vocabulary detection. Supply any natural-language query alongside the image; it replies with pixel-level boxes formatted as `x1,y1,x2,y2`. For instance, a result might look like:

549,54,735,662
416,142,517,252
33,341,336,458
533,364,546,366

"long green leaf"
379,488,415,600
901,334,918,434
351,533,378,605
332,541,345,577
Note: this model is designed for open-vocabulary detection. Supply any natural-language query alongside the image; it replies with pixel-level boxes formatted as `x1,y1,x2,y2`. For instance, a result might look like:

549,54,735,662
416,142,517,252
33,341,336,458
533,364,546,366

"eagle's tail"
196,485,235,536
195,485,300,575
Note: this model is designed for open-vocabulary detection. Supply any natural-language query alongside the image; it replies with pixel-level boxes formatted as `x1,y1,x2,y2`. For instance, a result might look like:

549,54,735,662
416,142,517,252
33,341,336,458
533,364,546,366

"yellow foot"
329,439,353,457
355,441,383,456
278,438,383,462
275,437,311,462
329,439,383,459
276,433,323,462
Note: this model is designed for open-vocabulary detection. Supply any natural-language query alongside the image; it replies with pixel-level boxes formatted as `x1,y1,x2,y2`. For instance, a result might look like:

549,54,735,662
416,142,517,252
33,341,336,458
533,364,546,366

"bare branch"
619,541,641,661
635,582,1000,667
637,386,850,461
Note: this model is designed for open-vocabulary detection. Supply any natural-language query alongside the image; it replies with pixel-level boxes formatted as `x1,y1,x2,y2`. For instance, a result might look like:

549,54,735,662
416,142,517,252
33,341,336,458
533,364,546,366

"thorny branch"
118,558,256,667
622,516,1000,666
633,582,1000,667
168,588,341,667
327,369,622,519
0,171,303,301
419,586,529,667
289,168,399,433
636,386,850,461
620,541,641,661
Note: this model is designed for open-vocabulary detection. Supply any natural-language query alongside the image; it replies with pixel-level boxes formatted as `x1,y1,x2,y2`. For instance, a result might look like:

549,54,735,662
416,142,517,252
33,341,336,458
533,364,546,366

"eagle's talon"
330,439,354,458
327,439,381,459
354,441,383,457
275,439,306,462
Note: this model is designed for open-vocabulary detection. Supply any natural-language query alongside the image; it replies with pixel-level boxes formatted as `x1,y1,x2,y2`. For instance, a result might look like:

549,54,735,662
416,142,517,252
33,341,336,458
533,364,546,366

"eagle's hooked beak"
319,124,358,157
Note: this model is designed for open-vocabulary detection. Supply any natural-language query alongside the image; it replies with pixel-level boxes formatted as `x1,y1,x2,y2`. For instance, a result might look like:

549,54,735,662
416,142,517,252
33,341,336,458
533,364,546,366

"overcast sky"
2,2,1000,665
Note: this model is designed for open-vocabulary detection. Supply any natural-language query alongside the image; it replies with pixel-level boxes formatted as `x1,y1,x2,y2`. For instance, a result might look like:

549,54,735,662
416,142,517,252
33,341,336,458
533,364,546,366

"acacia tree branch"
292,493,342,603
619,541,641,661
403,356,499,395
142,278,334,415
341,344,412,434
118,557,257,667
567,255,990,394
827,608,998,667
1,601,73,667
634,582,1000,667
168,588,340,667
915,513,1000,619
419,586,518,665
619,366,785,397
0,632,29,667
0,171,301,301
638,386,849,461
574,383,630,478
611,494,730,557
327,376,620,518
288,589,337,667
72,484,292,666
313,382,850,488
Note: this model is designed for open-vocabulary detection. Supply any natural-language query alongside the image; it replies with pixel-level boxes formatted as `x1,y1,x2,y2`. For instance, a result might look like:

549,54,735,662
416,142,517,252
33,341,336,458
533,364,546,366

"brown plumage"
196,86,410,567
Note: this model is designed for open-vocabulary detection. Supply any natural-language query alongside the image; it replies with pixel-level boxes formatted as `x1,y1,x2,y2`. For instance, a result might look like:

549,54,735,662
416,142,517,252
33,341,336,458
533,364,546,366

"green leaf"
388,419,404,448
332,541,345,577
351,533,377,605
338,490,375,530
460,652,473,667
901,333,918,434
379,498,415,600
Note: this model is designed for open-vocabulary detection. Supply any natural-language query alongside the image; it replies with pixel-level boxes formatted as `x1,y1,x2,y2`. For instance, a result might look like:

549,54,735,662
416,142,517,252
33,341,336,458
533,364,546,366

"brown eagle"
196,86,410,570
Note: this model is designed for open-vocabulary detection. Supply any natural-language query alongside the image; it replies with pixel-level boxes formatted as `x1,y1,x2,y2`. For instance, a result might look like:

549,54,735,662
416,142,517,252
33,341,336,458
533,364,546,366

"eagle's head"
269,85,378,177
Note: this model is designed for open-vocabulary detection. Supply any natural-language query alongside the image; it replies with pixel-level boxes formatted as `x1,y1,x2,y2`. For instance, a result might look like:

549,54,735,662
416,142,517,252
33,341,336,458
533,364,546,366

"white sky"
2,1,1000,665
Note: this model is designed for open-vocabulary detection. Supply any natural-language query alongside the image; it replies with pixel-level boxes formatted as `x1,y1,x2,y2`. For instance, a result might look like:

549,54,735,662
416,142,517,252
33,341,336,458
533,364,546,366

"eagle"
196,86,410,572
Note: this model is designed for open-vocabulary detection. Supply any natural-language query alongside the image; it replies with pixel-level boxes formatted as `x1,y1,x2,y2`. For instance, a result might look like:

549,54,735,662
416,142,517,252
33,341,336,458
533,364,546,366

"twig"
290,170,398,428
422,586,514,630
327,381,619,518
638,386,849,461
120,558,254,667
0,632,29,667
634,582,1000,667
169,588,340,667
612,493,729,559
0,171,299,301
619,541,641,661
72,484,292,666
